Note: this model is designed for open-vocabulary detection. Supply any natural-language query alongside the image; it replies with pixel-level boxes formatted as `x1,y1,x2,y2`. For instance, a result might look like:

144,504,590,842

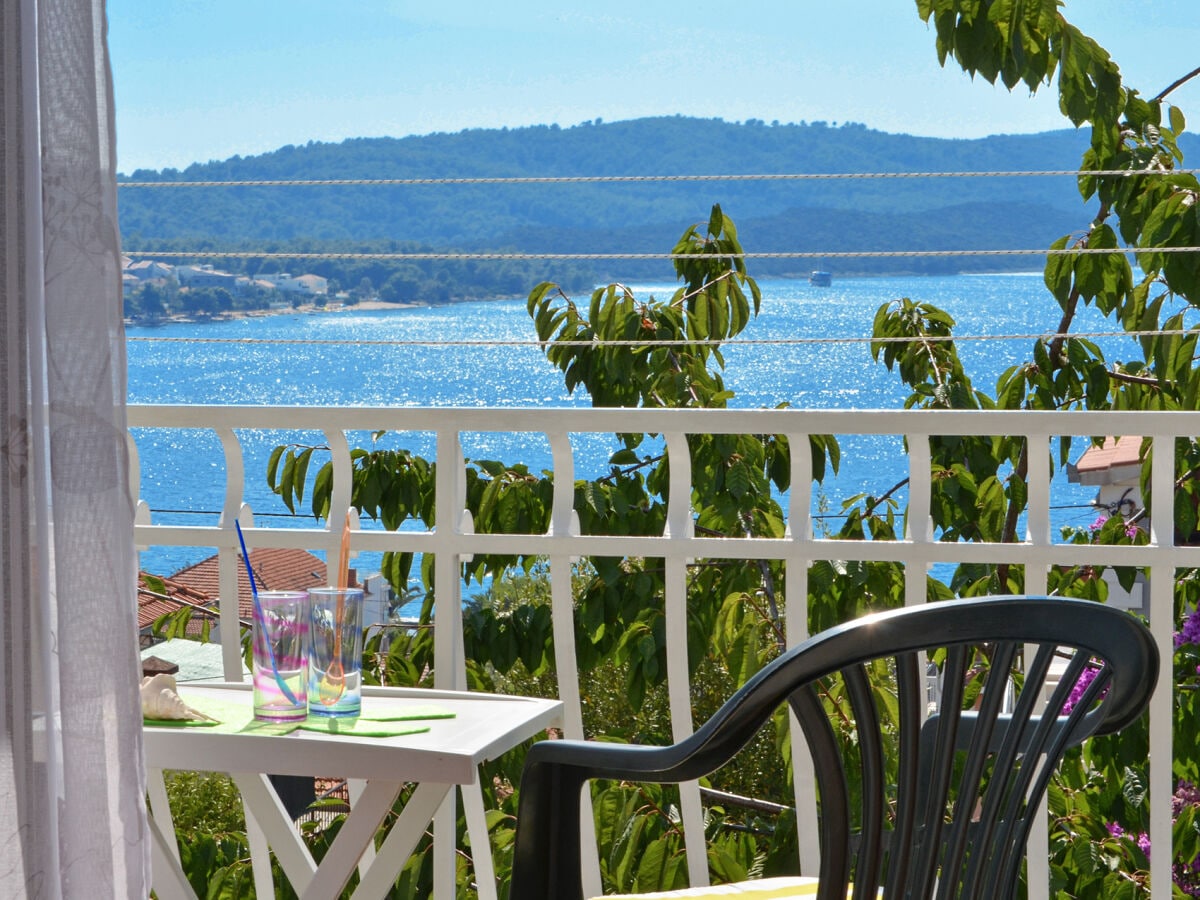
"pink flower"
1062,663,1107,714
1107,784,1200,894
1137,831,1151,858
1175,781,1200,817
1176,607,1200,649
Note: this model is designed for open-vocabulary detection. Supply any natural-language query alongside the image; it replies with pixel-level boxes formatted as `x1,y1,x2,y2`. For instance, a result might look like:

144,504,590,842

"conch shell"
141,673,216,722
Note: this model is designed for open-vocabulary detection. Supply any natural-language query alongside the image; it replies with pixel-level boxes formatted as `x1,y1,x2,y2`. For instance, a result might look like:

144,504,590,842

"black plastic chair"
508,596,1158,900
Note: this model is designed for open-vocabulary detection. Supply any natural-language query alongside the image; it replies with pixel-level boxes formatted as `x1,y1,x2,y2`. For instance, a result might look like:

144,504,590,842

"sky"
108,1,1200,175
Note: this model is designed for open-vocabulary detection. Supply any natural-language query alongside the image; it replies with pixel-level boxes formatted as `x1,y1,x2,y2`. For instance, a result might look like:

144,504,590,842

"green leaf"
1070,835,1102,874
634,836,673,893
1100,873,1139,900
1170,104,1186,136
1121,765,1147,807
278,451,297,514
708,203,724,239
726,460,751,500
691,291,710,340
311,462,333,519
527,282,552,320
266,445,285,489
976,476,1007,539
292,447,313,504
1043,235,1075,306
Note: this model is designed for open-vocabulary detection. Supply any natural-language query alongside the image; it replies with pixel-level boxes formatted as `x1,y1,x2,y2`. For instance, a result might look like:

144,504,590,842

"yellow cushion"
595,876,822,899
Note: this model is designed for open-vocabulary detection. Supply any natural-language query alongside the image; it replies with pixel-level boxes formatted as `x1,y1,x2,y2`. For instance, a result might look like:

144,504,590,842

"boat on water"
809,270,832,287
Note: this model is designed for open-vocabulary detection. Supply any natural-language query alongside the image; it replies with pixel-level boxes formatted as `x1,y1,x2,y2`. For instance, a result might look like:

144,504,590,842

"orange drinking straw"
333,510,352,658
336,510,351,590
317,510,353,705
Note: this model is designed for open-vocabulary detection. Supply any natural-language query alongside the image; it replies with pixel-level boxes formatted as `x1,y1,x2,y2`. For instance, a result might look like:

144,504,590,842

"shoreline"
125,290,550,327
126,269,1052,328
126,297,444,327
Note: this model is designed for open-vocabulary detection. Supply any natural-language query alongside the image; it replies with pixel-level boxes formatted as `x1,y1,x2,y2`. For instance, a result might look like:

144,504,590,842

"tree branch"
1108,369,1163,388
597,453,665,485
670,268,736,308
1155,66,1200,103
863,477,909,518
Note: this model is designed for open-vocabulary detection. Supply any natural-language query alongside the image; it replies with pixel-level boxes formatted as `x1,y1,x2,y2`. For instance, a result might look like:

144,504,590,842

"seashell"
141,673,216,721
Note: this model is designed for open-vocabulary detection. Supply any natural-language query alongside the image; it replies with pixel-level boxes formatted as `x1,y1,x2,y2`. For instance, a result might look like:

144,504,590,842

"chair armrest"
511,734,755,900
522,735,726,783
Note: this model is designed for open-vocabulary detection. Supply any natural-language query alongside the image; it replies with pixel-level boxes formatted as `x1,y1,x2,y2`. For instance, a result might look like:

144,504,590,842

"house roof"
169,547,328,620
140,638,249,683
125,259,174,277
137,572,217,632
1069,436,1144,487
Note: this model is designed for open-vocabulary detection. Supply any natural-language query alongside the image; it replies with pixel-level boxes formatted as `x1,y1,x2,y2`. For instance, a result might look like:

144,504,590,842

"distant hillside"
118,117,1200,284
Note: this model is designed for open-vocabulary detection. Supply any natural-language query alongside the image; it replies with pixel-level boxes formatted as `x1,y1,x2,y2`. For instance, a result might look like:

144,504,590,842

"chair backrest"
508,597,1158,900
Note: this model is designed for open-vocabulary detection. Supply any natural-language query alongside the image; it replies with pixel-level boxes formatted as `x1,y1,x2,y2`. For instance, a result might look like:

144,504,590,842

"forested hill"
118,116,1200,281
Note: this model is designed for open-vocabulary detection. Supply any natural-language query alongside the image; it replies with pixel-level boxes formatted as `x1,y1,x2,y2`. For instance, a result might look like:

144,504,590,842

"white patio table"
143,682,562,900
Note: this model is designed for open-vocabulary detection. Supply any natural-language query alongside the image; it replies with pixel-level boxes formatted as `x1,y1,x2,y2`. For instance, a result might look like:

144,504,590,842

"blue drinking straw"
236,520,300,705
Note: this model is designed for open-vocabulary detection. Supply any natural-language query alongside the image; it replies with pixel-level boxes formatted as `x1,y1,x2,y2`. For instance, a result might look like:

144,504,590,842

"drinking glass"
252,590,309,721
307,587,364,718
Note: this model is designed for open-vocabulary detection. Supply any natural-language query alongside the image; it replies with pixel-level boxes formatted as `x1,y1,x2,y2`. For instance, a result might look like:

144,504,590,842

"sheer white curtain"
1,0,149,896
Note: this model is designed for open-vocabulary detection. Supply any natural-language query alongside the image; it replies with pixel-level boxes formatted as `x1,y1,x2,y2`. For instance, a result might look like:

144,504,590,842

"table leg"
146,769,180,867
233,772,318,893
462,780,497,900
300,778,403,899
148,808,197,900
348,778,375,880
348,782,452,900
232,774,454,900
433,791,456,900
244,796,276,900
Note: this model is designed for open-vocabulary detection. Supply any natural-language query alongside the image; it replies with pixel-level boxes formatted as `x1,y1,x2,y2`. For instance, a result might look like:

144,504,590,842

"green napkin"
143,695,302,735
299,718,431,737
358,704,455,722
143,694,455,737
299,701,455,736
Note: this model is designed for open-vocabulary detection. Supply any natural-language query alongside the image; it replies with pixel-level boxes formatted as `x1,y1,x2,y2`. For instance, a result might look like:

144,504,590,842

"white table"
143,682,562,900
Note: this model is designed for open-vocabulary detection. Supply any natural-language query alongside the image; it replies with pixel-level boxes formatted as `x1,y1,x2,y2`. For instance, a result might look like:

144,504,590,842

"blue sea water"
127,273,1135,583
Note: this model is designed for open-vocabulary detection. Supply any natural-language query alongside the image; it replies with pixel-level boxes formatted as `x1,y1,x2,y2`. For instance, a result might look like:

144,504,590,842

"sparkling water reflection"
129,274,1128,587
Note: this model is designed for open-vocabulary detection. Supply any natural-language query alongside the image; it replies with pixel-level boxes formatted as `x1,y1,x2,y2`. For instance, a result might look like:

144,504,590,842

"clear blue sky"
108,1,1200,174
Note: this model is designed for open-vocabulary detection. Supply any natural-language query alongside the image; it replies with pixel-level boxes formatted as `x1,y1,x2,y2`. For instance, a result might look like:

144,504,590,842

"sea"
127,273,1138,602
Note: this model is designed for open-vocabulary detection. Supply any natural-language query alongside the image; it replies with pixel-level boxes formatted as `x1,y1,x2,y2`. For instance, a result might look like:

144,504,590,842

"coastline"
125,297,429,327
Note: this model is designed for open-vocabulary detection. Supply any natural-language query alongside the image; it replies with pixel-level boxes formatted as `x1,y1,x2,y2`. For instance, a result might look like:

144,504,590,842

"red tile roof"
1074,435,1143,474
169,547,329,620
1069,435,1145,488
137,572,217,633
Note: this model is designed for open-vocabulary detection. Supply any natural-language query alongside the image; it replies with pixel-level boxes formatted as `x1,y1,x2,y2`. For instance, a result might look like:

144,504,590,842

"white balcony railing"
129,403,1196,899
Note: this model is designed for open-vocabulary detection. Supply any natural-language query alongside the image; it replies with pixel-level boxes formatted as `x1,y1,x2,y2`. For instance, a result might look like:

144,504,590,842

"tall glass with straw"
238,521,308,721
308,512,364,718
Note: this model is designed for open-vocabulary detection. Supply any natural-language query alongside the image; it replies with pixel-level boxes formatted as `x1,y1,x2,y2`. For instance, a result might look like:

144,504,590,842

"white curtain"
1,0,149,896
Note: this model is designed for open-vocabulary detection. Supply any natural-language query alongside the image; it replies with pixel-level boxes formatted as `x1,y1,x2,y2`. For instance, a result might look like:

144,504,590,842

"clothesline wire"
116,168,1200,188
118,168,1200,260
123,247,1200,261
125,327,1200,348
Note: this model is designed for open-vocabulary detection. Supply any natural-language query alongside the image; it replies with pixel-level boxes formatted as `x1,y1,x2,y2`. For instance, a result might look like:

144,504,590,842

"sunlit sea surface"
128,273,1138,597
